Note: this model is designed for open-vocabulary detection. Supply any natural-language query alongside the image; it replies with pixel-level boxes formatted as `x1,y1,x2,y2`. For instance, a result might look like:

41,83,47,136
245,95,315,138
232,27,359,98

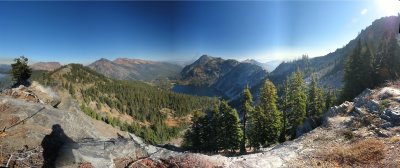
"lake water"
0,73,7,79
172,84,226,98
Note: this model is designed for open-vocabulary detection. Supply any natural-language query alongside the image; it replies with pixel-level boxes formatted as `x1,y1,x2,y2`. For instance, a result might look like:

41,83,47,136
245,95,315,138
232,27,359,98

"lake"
172,84,226,98
0,73,7,79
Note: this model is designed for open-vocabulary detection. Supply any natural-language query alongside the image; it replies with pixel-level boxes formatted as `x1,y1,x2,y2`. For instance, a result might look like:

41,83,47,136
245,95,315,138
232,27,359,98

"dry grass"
389,136,400,143
321,139,385,166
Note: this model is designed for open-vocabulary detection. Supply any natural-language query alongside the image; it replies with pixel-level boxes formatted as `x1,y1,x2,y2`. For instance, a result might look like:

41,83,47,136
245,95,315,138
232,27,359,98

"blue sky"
0,1,399,65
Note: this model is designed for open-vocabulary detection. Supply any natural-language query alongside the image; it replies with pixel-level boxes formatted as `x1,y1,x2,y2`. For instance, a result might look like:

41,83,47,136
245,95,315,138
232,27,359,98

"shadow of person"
41,124,77,168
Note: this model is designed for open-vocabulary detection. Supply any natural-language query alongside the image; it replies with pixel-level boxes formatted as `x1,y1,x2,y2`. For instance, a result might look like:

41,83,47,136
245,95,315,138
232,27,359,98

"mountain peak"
242,59,259,64
199,55,211,60
97,58,112,62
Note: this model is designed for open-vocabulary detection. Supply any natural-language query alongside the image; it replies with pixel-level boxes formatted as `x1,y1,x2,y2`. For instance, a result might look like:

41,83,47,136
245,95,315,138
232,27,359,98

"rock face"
181,55,268,99
88,58,182,81
30,62,62,71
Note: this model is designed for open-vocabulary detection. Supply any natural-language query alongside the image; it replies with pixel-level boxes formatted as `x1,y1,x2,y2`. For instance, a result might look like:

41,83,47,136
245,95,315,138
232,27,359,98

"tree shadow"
41,124,77,168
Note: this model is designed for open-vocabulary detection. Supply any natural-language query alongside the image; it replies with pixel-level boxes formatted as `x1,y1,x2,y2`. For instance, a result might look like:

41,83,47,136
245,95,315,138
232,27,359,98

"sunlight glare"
376,0,400,16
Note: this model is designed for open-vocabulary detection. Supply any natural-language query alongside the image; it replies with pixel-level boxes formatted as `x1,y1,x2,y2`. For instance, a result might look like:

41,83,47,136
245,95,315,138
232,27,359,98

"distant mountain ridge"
88,58,182,81
242,59,282,72
31,62,62,71
0,64,11,73
181,55,268,99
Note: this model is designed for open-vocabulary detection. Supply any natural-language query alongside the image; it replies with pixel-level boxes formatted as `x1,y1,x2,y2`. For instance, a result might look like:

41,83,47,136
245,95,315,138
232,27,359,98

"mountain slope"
31,62,62,71
269,16,400,89
214,63,267,99
32,64,217,144
181,55,268,99
242,59,269,70
87,58,133,80
88,58,182,81
181,55,239,86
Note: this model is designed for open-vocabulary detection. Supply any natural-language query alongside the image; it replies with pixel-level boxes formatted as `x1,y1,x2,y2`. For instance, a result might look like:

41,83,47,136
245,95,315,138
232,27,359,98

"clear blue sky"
0,1,398,64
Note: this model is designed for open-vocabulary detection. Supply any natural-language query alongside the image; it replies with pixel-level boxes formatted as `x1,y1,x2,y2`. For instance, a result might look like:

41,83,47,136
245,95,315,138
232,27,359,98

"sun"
375,0,400,16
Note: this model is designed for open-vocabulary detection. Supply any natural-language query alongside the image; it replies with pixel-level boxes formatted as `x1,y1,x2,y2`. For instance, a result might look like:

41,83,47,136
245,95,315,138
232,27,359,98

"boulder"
384,107,400,126
323,101,353,125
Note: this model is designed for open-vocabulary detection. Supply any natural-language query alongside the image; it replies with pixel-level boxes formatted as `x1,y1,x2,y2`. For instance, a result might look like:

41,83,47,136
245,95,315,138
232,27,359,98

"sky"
0,0,399,65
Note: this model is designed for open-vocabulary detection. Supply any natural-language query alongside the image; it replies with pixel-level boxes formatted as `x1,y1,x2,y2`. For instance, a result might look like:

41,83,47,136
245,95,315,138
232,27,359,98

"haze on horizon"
0,0,398,65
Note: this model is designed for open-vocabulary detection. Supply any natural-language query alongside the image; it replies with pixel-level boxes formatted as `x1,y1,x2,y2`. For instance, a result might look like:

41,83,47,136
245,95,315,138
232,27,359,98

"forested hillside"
32,64,217,144
183,71,337,153
269,16,400,91
184,16,400,154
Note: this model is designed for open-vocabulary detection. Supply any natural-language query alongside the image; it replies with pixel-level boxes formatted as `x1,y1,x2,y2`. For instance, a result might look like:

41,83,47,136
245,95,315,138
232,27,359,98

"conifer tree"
342,39,374,101
11,56,32,87
207,104,221,153
219,101,243,152
374,33,400,83
247,106,267,151
258,79,282,145
287,70,307,138
182,111,205,152
325,89,337,111
279,79,290,142
307,74,325,127
240,85,253,154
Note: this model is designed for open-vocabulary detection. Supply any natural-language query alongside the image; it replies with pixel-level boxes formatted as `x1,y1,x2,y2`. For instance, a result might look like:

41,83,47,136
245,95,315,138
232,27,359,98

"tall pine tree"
219,101,243,152
279,79,290,142
247,106,267,151
258,79,282,145
342,39,374,101
240,85,253,154
307,74,325,127
287,70,307,138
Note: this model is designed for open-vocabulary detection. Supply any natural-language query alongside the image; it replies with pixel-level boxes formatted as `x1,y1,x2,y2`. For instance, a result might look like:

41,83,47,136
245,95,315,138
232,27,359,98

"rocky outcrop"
2,82,60,108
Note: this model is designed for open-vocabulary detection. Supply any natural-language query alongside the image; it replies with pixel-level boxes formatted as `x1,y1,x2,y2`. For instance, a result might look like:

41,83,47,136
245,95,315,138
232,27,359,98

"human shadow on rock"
41,124,77,168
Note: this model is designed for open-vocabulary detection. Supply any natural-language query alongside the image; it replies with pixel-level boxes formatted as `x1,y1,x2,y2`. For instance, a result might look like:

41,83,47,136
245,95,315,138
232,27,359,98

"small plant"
379,99,391,112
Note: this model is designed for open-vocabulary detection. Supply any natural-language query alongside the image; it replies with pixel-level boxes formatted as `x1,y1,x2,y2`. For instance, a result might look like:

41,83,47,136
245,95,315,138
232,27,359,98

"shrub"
341,129,355,140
